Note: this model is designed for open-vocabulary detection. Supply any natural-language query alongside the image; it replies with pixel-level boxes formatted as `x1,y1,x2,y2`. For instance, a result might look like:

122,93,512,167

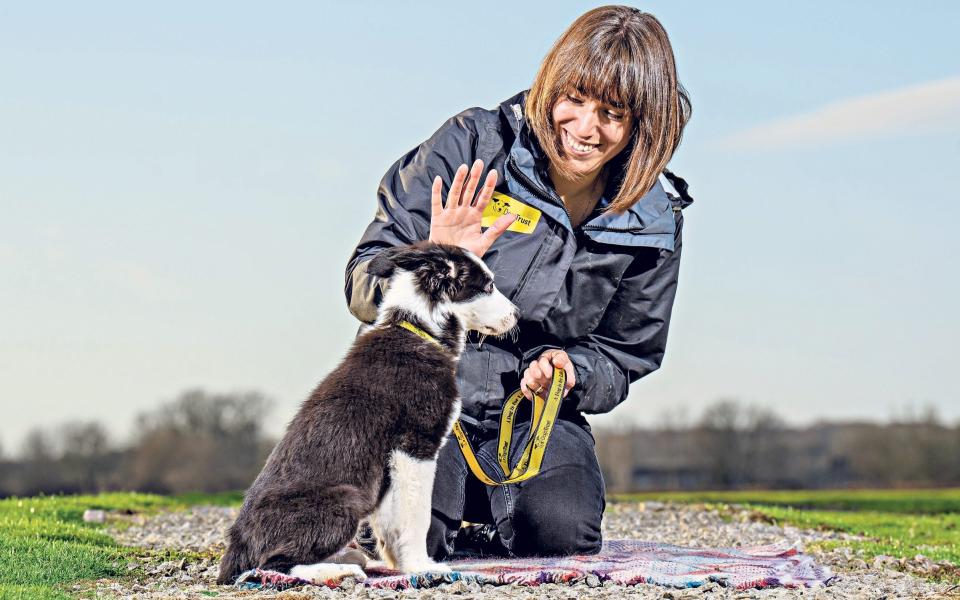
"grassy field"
616,488,960,514
1,489,957,598
615,489,960,579
0,492,231,600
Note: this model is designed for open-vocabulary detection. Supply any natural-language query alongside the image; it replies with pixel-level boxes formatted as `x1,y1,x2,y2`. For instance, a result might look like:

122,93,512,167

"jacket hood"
497,91,690,251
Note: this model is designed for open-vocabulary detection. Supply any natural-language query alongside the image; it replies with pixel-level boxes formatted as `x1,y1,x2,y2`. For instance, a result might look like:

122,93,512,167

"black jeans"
426,419,605,559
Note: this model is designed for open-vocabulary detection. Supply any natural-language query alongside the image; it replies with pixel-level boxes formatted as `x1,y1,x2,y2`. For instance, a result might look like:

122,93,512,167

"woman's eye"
566,94,583,105
606,111,625,121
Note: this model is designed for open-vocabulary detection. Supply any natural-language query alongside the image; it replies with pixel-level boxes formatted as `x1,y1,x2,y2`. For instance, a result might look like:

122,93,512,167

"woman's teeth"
565,130,597,153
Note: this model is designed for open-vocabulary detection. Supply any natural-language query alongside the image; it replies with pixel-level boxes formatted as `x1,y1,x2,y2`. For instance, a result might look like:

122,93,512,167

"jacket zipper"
507,235,547,302
507,154,622,233
507,152,676,236
581,224,648,233
506,154,575,227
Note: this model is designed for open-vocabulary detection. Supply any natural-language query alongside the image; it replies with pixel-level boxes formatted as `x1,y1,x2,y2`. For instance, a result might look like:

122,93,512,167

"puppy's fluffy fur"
217,242,518,584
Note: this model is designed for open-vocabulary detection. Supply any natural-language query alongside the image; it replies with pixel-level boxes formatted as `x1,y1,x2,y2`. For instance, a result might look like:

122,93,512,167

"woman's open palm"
430,159,516,257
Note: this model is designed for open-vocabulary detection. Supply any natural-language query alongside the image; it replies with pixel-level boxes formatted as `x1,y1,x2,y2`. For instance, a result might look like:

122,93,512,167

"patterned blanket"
235,540,835,591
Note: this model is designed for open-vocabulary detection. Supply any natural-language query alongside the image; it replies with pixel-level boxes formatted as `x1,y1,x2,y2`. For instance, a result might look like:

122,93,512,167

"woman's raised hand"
429,160,516,257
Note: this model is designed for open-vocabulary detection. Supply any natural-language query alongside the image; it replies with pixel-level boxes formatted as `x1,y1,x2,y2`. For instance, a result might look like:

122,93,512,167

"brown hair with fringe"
526,6,691,213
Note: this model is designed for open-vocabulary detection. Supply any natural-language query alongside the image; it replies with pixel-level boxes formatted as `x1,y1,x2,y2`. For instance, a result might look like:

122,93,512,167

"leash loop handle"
395,321,563,486
453,369,564,486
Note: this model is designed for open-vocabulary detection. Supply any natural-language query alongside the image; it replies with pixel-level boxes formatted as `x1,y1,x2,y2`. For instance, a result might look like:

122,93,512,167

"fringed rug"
235,539,835,591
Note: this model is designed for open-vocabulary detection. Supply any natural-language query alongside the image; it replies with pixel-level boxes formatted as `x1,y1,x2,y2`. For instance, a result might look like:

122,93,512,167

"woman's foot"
451,523,508,558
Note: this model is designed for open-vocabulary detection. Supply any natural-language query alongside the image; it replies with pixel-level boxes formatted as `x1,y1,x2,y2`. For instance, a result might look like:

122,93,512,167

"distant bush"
125,389,275,493
0,389,275,497
595,399,960,492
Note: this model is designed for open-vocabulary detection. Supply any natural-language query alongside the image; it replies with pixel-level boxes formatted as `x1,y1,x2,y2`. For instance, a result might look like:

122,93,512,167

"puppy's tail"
217,528,254,585
217,483,373,583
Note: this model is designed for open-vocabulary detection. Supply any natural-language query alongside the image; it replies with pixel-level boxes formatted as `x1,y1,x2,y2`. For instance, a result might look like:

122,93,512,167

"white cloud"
718,76,960,150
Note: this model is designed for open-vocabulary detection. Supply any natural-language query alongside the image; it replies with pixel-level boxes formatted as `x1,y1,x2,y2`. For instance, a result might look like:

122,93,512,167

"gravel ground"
78,502,959,599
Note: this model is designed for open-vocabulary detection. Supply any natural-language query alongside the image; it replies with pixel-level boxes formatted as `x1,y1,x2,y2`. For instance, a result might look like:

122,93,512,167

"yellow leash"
397,320,563,485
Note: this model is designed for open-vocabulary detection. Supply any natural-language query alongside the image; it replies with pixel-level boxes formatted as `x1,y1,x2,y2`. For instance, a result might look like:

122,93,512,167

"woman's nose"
571,107,599,138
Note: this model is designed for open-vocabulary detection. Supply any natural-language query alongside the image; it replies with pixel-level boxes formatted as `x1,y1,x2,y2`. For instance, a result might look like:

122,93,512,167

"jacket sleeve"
344,112,480,323
564,211,685,414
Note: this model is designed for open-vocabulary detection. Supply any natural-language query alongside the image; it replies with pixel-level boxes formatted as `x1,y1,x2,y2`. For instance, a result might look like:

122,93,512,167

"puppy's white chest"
439,399,462,449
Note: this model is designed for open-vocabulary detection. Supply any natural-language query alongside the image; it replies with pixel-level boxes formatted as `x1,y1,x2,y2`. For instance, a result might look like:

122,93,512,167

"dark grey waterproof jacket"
344,90,693,433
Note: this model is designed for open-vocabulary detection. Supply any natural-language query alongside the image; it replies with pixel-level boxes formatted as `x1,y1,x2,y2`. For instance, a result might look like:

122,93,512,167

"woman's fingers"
548,352,576,395
430,162,511,255
478,213,516,255
537,356,554,379
430,175,443,216
435,162,496,213
520,351,577,401
446,164,469,208
521,365,545,401
521,367,536,401
472,168,498,209
529,362,544,383
460,160,483,208
537,355,565,396
522,383,533,401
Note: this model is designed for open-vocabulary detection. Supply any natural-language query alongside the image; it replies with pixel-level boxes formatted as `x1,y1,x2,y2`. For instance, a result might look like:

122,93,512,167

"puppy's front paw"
403,559,450,574
289,562,367,584
329,546,368,568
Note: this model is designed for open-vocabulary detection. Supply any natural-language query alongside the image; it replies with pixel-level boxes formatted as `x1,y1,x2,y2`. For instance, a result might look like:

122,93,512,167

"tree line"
594,400,960,492
2,394,958,496
0,389,275,497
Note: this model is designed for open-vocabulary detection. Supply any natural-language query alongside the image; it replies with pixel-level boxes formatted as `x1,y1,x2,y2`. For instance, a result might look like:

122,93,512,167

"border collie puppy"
217,242,518,585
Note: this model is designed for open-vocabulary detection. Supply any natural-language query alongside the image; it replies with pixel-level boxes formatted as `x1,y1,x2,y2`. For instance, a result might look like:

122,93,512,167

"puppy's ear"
366,250,397,279
366,245,426,279
422,258,464,299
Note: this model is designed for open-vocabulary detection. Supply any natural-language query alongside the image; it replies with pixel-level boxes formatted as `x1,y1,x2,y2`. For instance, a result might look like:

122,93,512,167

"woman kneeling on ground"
345,5,694,558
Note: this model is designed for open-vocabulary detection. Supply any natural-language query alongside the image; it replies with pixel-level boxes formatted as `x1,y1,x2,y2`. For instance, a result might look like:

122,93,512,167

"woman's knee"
505,466,604,556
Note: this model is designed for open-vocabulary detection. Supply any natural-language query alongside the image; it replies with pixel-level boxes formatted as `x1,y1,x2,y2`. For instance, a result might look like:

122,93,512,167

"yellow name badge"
481,192,541,234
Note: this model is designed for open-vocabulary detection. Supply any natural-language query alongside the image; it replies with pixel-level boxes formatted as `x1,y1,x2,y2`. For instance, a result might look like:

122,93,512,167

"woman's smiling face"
551,90,634,178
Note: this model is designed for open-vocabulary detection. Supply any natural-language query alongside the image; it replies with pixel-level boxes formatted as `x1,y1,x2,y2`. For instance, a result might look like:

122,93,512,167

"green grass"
616,488,960,514
613,489,960,583
750,505,960,565
170,491,244,508
5,489,959,597
0,492,240,600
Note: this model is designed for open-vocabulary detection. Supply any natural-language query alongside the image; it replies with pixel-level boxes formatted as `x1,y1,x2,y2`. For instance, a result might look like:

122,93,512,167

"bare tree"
20,428,56,462
594,429,636,493
61,422,109,456
741,405,788,485
691,400,789,488
16,428,59,495
694,399,746,487
125,388,274,493
58,421,115,493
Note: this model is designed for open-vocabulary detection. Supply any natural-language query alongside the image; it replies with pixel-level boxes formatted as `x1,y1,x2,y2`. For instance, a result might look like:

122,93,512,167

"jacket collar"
497,91,677,251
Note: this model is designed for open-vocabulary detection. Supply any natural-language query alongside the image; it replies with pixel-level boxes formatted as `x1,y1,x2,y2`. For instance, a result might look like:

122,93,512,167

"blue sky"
2,1,958,450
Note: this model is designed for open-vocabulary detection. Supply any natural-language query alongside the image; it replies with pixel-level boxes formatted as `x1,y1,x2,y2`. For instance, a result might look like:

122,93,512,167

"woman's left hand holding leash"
521,350,576,401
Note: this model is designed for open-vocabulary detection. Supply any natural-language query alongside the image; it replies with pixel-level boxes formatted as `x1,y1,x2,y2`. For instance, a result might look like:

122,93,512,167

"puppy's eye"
484,282,495,294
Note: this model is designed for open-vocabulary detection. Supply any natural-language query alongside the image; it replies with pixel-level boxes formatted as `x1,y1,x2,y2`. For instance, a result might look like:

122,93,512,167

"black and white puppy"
217,242,518,585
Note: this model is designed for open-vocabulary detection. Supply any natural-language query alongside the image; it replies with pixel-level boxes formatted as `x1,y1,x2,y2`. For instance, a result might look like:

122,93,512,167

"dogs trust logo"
481,192,542,234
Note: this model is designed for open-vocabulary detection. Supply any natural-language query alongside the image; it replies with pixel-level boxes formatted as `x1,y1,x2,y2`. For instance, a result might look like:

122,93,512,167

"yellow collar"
397,320,441,347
